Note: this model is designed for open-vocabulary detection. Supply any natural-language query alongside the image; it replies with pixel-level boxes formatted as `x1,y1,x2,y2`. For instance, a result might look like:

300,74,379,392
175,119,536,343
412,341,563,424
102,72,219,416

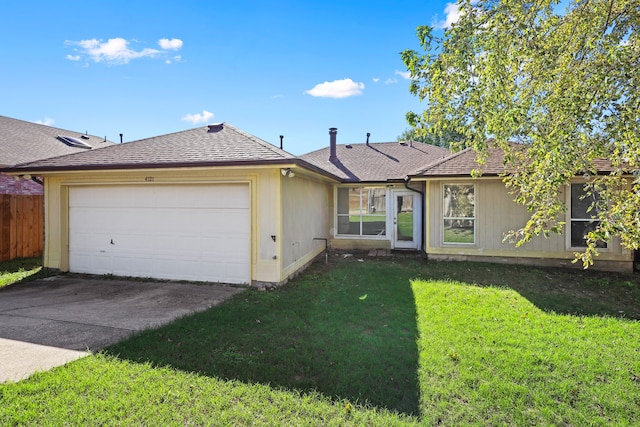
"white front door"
392,190,421,250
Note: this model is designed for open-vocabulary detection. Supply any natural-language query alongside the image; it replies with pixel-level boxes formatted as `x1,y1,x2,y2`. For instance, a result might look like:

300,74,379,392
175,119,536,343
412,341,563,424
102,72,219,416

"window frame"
568,183,608,250
335,186,388,239
442,183,476,245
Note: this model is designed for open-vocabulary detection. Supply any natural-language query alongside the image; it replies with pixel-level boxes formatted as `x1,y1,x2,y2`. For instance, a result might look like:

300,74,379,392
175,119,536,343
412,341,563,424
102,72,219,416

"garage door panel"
69,184,249,209
69,185,250,284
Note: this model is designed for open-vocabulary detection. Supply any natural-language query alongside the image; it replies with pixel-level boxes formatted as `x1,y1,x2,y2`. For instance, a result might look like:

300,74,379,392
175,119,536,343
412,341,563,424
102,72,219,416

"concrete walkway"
0,275,245,383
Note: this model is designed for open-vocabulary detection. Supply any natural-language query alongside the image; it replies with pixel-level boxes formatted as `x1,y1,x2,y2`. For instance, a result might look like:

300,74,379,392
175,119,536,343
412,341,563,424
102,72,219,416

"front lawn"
1,257,639,425
0,257,49,288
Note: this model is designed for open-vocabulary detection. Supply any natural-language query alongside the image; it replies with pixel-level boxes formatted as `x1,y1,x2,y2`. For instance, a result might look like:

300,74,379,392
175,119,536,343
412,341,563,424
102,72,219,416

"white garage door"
68,184,250,284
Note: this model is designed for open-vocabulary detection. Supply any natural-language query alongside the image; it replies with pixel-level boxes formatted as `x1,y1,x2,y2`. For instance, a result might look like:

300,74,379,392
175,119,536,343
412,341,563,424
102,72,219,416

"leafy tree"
397,127,463,148
401,0,640,266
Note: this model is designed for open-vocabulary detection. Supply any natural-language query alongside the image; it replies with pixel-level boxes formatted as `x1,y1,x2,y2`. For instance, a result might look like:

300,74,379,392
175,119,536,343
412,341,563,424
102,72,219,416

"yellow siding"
281,174,331,280
40,167,286,284
423,178,632,267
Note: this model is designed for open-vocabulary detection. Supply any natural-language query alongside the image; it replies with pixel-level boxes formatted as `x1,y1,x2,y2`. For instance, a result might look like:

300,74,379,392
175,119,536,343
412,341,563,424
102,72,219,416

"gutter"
0,158,343,183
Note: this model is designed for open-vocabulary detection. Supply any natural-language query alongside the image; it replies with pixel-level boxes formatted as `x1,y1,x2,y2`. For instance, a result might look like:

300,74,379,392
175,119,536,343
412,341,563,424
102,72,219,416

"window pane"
571,220,607,248
363,187,386,215
362,220,386,236
444,184,474,218
444,219,475,244
348,188,361,214
337,216,360,235
338,215,357,234
361,187,385,236
571,184,595,219
337,188,350,215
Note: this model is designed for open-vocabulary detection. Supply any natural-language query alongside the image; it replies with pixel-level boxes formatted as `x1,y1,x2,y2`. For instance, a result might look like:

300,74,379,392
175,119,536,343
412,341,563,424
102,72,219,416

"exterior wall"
40,166,286,284
0,173,43,195
423,177,633,272
280,173,331,281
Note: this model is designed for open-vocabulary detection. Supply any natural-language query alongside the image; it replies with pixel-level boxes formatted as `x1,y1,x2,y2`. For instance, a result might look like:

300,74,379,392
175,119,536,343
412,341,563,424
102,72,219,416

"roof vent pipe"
366,132,370,146
279,135,284,150
119,133,123,144
329,127,338,162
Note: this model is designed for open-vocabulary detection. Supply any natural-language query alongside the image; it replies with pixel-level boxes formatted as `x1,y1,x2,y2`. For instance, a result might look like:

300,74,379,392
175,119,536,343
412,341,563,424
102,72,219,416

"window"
443,184,475,244
570,183,606,248
336,187,386,237
57,135,92,149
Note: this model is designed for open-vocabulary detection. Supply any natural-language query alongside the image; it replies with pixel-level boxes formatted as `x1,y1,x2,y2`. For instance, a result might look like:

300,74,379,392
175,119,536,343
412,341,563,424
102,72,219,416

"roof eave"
1,158,344,182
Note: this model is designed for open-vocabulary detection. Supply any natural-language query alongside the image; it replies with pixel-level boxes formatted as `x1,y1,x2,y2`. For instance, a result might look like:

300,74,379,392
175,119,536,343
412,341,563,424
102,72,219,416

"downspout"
403,176,426,253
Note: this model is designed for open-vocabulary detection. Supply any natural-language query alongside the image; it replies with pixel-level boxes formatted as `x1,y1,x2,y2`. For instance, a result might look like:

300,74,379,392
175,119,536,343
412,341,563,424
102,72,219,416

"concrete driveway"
0,275,245,383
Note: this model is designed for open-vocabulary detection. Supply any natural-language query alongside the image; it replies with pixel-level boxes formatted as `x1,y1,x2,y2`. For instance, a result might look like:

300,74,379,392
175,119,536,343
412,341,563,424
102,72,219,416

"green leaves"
402,0,640,265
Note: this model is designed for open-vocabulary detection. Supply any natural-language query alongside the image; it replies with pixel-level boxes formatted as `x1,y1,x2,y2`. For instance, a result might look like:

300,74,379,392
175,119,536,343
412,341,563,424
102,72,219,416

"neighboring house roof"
0,115,115,167
5,123,302,172
413,144,618,177
300,141,450,182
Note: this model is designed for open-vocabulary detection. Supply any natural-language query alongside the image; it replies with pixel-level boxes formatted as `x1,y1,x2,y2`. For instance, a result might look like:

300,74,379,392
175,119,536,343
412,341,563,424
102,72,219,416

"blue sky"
0,1,459,155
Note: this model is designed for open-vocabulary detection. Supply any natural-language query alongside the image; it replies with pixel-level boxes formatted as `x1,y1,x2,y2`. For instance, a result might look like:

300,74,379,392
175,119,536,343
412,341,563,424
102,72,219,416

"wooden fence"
0,194,44,261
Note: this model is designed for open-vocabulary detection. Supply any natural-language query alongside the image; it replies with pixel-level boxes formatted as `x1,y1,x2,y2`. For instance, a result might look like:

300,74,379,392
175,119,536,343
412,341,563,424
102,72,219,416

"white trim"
334,185,387,239
441,182,476,245
391,189,422,250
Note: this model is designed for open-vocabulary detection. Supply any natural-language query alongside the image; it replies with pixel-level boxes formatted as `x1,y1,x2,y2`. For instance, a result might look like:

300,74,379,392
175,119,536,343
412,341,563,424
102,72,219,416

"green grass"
0,257,52,288
1,258,640,425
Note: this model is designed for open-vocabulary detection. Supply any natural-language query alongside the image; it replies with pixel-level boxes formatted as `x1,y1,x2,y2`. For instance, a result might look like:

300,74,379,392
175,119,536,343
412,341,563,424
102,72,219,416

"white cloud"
395,70,411,80
384,78,398,85
65,38,160,64
372,77,380,83
434,2,461,29
34,117,55,126
65,37,184,65
158,38,183,50
304,78,365,99
182,110,214,124
271,94,284,99
165,55,183,65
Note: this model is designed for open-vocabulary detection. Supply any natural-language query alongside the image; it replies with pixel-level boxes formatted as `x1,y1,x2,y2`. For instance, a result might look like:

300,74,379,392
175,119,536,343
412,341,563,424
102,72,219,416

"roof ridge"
224,123,294,159
301,141,446,157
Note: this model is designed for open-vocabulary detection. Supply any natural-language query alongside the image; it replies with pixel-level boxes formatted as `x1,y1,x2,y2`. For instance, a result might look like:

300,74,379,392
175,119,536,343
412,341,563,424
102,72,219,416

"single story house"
3,123,633,286
0,115,114,195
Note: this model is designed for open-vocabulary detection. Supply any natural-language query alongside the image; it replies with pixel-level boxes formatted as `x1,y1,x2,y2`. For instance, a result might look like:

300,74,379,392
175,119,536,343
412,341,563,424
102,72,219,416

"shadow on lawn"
419,260,640,320
105,259,421,416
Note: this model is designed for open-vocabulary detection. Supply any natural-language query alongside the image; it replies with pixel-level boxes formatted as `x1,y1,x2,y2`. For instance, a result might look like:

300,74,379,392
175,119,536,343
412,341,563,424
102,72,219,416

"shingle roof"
413,144,620,177
6,123,297,172
413,146,508,176
0,115,115,166
300,141,450,182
